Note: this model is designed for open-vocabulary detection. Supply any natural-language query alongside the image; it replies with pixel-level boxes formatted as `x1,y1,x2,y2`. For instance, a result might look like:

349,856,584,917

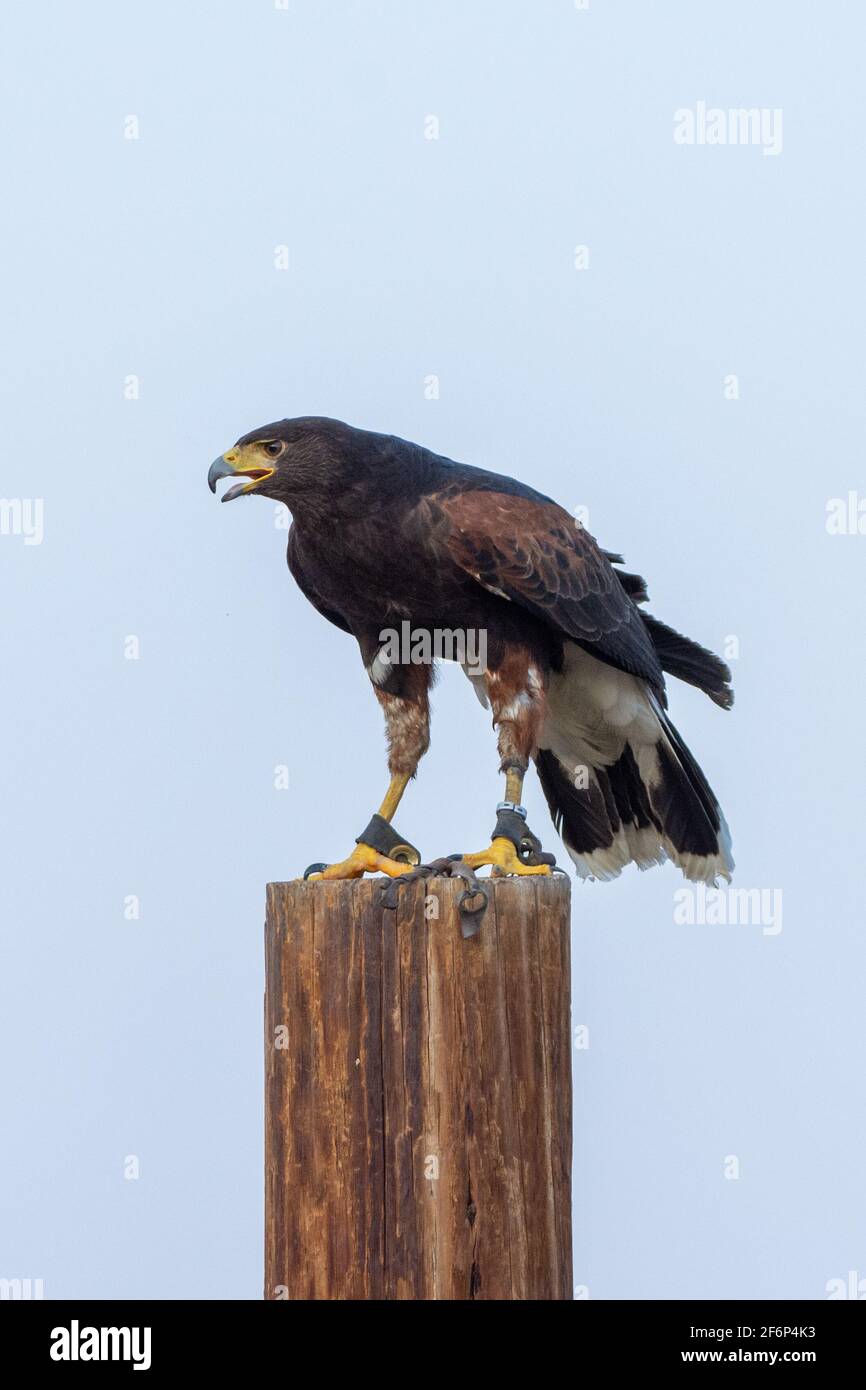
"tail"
535,642,734,884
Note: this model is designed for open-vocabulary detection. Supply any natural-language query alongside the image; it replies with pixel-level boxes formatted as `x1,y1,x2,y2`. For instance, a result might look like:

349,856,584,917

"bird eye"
263,441,282,458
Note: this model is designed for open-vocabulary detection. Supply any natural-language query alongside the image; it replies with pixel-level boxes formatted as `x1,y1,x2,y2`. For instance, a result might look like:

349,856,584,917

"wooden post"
264,874,572,1300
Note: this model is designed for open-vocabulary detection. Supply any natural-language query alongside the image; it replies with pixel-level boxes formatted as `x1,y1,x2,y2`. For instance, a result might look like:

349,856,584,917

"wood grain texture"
264,875,572,1301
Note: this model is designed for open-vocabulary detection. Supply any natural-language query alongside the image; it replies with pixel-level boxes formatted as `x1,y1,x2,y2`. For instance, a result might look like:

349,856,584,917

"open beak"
208,450,275,503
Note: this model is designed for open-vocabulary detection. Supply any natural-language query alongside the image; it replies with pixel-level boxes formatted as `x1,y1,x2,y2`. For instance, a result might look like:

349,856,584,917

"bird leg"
304,675,429,881
459,651,555,876
461,763,555,876
305,772,420,880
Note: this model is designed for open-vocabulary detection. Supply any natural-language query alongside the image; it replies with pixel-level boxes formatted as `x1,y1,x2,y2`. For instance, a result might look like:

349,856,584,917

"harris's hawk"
208,417,733,884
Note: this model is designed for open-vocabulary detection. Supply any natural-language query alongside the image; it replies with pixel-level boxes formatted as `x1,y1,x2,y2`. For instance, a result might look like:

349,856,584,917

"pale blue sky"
2,0,864,1299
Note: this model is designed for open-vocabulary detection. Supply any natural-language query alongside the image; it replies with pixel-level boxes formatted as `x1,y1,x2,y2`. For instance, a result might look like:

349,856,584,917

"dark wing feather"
435,490,665,691
608,560,650,605
609,557,733,707
639,613,733,708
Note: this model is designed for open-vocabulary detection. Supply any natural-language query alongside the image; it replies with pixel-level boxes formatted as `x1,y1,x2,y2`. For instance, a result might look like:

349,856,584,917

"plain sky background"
2,0,864,1300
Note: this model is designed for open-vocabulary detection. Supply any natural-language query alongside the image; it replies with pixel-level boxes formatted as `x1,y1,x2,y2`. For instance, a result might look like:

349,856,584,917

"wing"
432,488,665,691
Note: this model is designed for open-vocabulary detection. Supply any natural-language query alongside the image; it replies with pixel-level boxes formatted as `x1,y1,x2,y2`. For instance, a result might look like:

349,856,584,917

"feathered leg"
305,663,431,880
461,647,554,876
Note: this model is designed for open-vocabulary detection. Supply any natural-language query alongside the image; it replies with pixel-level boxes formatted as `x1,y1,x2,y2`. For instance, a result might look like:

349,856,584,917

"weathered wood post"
264,874,572,1300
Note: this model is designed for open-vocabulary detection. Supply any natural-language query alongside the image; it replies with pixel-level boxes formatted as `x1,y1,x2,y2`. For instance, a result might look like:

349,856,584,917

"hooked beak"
208,449,275,503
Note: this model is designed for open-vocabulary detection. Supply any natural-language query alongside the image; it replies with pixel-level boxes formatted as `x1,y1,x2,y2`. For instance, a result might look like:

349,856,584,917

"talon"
461,836,552,877
302,841,415,881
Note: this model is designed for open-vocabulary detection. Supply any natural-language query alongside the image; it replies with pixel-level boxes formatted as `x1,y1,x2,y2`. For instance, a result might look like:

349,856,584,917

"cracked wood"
264,875,572,1300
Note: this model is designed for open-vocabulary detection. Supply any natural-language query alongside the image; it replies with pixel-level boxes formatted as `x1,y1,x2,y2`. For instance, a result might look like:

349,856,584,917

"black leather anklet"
356,814,421,865
491,808,557,868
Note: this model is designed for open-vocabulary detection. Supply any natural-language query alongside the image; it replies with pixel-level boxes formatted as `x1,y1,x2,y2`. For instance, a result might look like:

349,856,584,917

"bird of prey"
208,417,733,884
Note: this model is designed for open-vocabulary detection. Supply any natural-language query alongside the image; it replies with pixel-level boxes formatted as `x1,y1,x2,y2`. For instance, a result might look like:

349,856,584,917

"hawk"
209,417,733,884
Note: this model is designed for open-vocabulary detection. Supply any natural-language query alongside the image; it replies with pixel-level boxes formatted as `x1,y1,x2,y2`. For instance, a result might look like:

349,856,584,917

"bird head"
208,416,356,508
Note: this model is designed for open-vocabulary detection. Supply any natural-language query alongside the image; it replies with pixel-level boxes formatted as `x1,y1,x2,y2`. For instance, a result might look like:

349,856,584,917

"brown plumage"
208,416,734,883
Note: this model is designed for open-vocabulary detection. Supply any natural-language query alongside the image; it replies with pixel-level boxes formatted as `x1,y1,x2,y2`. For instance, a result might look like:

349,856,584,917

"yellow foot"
304,842,414,881
461,836,552,876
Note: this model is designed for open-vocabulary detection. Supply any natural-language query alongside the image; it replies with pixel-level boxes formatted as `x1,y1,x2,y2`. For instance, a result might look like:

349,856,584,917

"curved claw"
303,862,329,880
